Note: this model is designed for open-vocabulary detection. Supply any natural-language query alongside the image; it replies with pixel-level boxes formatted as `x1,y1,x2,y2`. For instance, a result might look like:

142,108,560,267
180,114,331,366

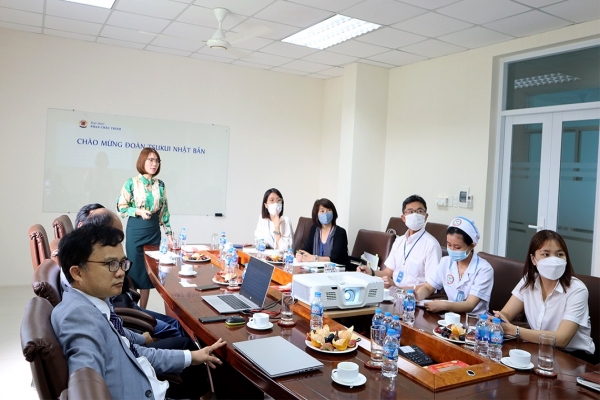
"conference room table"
144,248,599,399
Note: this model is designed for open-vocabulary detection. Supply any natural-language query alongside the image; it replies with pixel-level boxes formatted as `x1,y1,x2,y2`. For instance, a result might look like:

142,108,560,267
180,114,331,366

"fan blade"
227,47,251,59
228,24,272,45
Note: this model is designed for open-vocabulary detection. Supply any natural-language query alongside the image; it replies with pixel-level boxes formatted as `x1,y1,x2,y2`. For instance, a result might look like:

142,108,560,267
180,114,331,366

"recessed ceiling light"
514,72,580,89
63,0,116,9
282,14,380,50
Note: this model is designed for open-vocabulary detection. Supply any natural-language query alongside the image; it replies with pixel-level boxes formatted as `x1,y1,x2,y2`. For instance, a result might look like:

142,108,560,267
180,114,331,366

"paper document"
145,251,180,260
362,252,379,270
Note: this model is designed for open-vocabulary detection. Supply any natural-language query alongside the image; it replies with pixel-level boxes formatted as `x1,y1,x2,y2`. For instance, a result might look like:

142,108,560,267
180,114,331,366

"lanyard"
403,230,426,266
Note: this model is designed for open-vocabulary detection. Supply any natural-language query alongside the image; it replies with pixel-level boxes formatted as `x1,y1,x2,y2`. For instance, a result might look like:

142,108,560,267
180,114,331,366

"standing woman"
296,198,349,269
254,188,294,250
117,148,172,309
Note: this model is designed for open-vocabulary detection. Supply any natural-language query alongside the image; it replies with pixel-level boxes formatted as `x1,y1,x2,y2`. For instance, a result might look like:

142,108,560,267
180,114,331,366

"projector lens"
344,289,355,302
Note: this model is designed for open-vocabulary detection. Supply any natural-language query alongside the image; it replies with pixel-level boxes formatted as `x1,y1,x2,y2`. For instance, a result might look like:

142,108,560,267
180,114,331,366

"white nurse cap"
448,216,480,244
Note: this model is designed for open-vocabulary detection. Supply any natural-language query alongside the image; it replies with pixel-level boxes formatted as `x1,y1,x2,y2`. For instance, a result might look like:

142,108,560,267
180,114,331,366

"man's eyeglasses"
404,209,426,216
146,158,161,164
87,258,132,272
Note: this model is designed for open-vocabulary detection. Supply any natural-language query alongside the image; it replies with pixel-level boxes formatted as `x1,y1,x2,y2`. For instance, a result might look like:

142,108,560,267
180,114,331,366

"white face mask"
267,203,282,216
405,213,426,231
535,256,567,280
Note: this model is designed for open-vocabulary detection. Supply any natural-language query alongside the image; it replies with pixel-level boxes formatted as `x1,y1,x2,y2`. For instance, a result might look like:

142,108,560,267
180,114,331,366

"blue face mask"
448,248,470,262
318,211,333,225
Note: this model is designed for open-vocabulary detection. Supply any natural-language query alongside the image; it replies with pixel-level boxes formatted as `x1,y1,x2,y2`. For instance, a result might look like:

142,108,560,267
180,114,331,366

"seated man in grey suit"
51,224,226,399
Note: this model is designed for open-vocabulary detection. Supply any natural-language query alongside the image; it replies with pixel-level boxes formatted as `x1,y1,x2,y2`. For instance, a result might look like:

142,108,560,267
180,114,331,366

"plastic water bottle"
382,312,393,333
159,236,168,254
475,314,490,358
310,292,324,331
256,238,266,260
284,246,294,273
179,228,187,247
403,289,416,327
372,309,384,327
219,231,227,258
226,246,239,288
488,317,504,362
382,329,399,378
389,315,402,341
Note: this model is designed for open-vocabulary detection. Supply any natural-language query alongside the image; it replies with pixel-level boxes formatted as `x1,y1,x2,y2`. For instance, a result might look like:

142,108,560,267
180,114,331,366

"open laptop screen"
239,257,274,308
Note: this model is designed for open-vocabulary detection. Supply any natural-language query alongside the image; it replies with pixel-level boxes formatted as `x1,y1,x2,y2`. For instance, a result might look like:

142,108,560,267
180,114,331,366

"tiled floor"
0,286,166,399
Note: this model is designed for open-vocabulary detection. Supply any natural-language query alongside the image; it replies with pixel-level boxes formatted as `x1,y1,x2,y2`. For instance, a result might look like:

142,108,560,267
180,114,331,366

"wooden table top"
144,248,599,399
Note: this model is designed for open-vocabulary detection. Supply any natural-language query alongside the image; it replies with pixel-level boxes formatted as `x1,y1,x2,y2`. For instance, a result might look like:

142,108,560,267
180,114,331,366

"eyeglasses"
404,208,426,216
87,258,132,272
146,158,161,164
267,198,283,204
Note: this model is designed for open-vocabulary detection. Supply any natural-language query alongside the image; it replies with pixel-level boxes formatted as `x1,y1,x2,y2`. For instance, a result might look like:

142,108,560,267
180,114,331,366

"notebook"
202,257,275,314
233,336,323,377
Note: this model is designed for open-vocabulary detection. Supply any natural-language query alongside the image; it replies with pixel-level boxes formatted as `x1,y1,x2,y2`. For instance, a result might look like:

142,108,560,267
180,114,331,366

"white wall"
0,28,325,286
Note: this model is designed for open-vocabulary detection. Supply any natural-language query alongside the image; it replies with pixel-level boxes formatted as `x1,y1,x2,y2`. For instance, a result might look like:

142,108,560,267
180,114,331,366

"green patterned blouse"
117,174,172,235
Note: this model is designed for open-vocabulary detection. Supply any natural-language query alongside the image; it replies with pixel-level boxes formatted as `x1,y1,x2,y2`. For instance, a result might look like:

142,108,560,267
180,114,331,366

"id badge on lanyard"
455,290,465,302
395,271,404,284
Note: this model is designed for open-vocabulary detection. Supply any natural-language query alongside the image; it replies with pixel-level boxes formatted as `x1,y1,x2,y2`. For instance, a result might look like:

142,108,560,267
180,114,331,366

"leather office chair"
385,217,408,237
29,224,51,270
351,229,396,271
425,222,448,257
59,368,112,400
576,274,599,364
21,296,69,400
293,216,313,251
52,215,74,240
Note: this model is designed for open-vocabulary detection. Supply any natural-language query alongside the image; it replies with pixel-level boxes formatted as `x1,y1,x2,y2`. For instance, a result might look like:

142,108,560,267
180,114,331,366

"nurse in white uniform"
415,216,494,315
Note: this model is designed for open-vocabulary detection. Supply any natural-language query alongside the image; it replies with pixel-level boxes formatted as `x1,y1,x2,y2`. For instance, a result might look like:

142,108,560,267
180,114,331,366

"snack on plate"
266,255,283,262
306,325,356,351
434,324,466,341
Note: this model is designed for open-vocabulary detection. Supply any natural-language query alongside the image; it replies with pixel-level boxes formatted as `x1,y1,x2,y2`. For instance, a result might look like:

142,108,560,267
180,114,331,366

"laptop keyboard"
218,295,252,310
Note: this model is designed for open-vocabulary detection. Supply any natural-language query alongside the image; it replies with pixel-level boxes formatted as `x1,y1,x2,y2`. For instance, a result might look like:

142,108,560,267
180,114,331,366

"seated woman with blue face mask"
295,198,349,269
493,230,595,363
415,216,494,315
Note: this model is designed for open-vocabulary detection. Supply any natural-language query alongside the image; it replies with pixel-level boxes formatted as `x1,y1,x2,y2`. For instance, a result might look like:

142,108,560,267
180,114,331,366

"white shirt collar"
72,288,111,321
404,226,426,242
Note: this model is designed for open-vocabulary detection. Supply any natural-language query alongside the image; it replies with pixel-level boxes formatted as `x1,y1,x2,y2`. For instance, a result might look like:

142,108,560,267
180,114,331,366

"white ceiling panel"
301,50,358,66
397,0,461,10
483,10,571,37
46,0,110,24
0,0,43,13
358,59,396,68
355,27,426,49
437,0,532,24
176,5,240,30
190,52,235,63
106,10,171,33
232,18,299,40
243,51,294,66
97,37,146,49
439,26,513,48
254,1,332,28
279,59,329,73
0,7,42,26
270,66,309,75
148,34,204,51
195,45,250,59
232,59,273,70
343,0,428,25
367,49,427,65
0,20,40,33
260,40,318,58
400,38,466,57
393,12,473,37
318,66,344,76
44,28,96,42
327,39,389,58
516,0,565,7
161,21,214,41
289,0,364,13
115,0,188,20
100,25,156,44
44,15,103,36
306,73,330,79
193,0,276,17
232,36,273,51
542,0,600,23
145,45,192,57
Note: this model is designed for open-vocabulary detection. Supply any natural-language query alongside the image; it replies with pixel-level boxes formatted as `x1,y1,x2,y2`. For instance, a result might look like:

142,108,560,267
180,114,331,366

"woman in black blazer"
296,198,349,269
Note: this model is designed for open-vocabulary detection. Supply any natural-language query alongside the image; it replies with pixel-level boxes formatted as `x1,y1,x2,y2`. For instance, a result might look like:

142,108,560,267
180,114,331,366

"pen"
487,311,506,323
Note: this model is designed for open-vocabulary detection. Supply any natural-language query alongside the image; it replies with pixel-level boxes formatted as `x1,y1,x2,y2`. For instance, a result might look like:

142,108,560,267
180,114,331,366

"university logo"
79,120,88,128
446,274,454,285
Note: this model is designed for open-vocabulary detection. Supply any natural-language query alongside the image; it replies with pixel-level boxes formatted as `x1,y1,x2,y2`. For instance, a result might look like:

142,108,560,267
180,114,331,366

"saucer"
501,357,534,370
382,296,395,302
247,322,273,330
438,320,462,327
178,270,197,276
331,372,366,388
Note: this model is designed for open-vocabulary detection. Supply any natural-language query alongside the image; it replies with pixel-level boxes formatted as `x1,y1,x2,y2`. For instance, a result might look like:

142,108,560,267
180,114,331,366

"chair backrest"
33,259,63,307
478,252,526,317
53,215,74,240
293,217,313,252
385,217,408,237
351,229,396,269
29,224,51,270
425,222,448,252
576,274,600,364
21,297,69,400
59,368,113,400
50,238,61,265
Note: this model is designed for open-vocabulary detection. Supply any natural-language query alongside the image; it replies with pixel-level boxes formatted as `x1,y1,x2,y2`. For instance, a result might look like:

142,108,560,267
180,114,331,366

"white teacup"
333,362,359,383
180,263,193,274
249,312,270,328
509,349,531,368
159,254,172,264
383,288,390,299
444,312,461,326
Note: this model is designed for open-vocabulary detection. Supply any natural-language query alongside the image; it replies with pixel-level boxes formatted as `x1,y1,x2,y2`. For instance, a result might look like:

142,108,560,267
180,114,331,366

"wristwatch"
272,231,280,235
515,326,520,339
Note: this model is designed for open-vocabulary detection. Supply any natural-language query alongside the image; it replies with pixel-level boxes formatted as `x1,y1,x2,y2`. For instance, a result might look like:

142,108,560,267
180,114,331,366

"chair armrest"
156,373,183,385
119,316,155,336
60,367,113,400
128,290,141,303
114,307,157,327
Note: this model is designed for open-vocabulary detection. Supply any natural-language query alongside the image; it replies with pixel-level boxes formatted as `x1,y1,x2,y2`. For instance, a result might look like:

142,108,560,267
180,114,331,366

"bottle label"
311,305,323,317
490,333,503,345
383,346,398,361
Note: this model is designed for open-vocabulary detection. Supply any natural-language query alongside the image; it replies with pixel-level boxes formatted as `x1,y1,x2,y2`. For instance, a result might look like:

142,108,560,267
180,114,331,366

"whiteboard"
43,109,229,215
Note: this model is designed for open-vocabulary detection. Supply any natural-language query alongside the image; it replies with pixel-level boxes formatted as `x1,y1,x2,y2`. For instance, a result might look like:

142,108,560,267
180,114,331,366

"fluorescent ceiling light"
282,14,380,50
514,72,580,89
63,0,116,9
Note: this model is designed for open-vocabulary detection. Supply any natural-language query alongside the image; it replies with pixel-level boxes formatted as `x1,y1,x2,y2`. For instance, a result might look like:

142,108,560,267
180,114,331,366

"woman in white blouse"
494,230,595,363
254,188,294,251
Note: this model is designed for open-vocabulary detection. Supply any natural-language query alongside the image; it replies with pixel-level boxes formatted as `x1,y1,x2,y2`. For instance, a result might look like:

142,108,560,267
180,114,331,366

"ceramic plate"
432,329,465,344
184,257,211,263
501,357,534,370
331,372,366,387
304,340,357,354
247,322,273,330
178,270,197,276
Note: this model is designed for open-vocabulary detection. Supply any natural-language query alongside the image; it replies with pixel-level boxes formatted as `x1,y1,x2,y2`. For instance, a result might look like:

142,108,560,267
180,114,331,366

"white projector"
292,272,384,310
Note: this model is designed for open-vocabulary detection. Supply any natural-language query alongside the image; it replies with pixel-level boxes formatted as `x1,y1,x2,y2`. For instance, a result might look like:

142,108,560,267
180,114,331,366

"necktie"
109,310,140,358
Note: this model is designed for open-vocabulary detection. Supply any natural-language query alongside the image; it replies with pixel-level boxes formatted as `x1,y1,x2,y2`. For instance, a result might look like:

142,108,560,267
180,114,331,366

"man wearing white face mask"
254,188,294,251
359,195,441,289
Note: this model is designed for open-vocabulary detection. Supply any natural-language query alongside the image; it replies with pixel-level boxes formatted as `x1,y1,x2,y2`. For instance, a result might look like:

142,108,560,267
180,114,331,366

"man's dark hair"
74,203,104,227
58,224,124,283
83,210,114,228
402,195,427,214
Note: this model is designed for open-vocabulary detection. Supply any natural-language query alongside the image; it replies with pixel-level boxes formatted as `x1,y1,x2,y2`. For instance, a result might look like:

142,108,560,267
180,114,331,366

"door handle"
527,225,543,230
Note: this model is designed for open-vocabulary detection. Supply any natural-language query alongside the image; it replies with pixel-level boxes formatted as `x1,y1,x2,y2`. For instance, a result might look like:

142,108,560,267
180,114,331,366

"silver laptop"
202,257,275,314
233,336,323,377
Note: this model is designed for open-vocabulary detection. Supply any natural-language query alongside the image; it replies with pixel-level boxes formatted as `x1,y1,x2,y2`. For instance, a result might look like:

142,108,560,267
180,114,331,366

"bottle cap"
392,315,400,320
375,308,382,314
315,292,321,297
480,314,488,320
384,311,392,316
492,318,501,324
407,289,414,293
387,329,395,335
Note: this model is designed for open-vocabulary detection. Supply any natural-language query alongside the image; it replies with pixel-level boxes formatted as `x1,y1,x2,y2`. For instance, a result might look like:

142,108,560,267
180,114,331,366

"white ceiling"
0,0,598,79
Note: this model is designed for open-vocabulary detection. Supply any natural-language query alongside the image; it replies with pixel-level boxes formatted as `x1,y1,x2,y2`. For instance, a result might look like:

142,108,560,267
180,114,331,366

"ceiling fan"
204,8,271,57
